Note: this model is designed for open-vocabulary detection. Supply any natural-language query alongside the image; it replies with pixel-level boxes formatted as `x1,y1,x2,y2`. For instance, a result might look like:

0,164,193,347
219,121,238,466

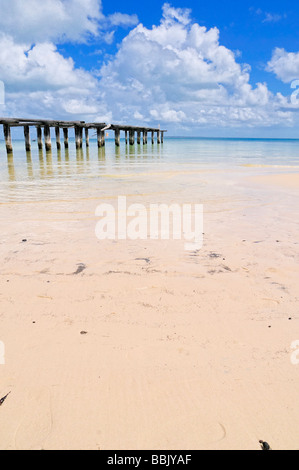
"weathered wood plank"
84,124,107,130
3,124,13,154
0,117,167,133
85,128,89,147
75,126,84,149
44,125,52,151
101,130,105,147
24,125,31,152
129,130,135,146
63,128,69,148
97,128,102,148
79,127,83,148
157,130,161,145
55,127,61,150
143,131,147,145
36,126,43,150
115,129,120,147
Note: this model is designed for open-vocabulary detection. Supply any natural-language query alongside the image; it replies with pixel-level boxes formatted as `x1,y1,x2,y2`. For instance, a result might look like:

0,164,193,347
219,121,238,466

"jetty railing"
0,118,167,154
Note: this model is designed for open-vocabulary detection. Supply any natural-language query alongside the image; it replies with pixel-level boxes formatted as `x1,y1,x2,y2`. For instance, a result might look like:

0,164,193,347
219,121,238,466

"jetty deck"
0,118,167,154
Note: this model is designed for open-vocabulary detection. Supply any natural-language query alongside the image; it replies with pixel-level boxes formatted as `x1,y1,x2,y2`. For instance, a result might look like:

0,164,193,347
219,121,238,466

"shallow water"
0,137,299,203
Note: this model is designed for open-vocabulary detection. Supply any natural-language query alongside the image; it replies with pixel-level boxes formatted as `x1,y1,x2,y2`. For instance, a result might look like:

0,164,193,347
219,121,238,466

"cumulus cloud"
0,0,137,119
108,13,139,28
0,37,95,91
0,0,138,44
0,0,103,43
0,2,295,131
267,48,299,83
0,33,105,119
98,3,290,128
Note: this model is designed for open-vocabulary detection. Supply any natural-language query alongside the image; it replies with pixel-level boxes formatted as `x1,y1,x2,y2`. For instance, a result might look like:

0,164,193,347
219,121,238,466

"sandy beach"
0,157,298,450
2,0,299,453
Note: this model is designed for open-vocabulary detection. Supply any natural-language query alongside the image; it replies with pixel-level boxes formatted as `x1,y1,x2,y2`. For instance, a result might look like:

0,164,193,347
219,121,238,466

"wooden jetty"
0,118,167,154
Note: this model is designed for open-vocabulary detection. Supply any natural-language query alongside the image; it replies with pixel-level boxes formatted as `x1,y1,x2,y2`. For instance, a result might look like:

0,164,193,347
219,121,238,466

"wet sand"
0,166,299,450
250,172,299,189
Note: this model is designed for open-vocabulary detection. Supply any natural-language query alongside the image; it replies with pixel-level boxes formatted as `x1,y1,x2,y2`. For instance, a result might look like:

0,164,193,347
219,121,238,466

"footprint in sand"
14,388,53,450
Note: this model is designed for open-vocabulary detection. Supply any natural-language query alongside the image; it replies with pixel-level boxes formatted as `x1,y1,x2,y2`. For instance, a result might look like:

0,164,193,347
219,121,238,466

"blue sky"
1,0,299,137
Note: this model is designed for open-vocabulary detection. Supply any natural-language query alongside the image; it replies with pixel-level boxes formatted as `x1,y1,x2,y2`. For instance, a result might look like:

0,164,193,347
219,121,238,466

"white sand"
0,168,299,450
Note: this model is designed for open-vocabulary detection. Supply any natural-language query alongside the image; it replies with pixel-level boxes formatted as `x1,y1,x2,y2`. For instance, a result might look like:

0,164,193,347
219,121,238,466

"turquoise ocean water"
0,137,299,203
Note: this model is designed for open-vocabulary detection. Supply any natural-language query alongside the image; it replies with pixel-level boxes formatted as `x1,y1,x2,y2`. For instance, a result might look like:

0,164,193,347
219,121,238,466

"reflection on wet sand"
97,147,106,163
4,141,163,182
45,150,54,177
26,152,34,180
38,149,46,179
7,153,15,182
1,140,164,203
115,145,121,160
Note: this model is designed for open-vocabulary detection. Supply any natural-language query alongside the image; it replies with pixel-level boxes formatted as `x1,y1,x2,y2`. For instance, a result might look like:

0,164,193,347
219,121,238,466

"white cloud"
0,36,95,91
0,0,103,43
251,8,286,24
162,3,192,26
267,48,299,83
0,2,296,132
0,0,138,44
263,13,284,23
97,3,290,129
0,34,106,119
108,13,139,28
0,0,137,120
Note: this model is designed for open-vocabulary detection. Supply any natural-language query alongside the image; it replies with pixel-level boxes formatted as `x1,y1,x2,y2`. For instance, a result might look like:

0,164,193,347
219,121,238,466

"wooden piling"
44,125,52,151
55,127,61,150
161,131,164,144
137,131,141,145
97,128,101,148
3,124,13,154
129,130,135,146
63,128,69,148
152,131,155,145
75,126,81,149
37,126,43,150
79,127,83,148
96,128,105,148
143,131,147,145
101,131,106,147
85,128,89,147
115,129,120,147
157,130,161,145
24,125,31,152
125,131,128,145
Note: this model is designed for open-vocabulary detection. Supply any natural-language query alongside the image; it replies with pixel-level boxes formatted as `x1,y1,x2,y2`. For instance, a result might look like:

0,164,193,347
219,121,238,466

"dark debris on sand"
73,264,87,275
0,392,11,407
259,440,272,450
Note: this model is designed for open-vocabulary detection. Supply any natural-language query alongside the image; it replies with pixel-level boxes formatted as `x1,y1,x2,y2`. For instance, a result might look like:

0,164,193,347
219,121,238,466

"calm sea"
0,137,299,203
